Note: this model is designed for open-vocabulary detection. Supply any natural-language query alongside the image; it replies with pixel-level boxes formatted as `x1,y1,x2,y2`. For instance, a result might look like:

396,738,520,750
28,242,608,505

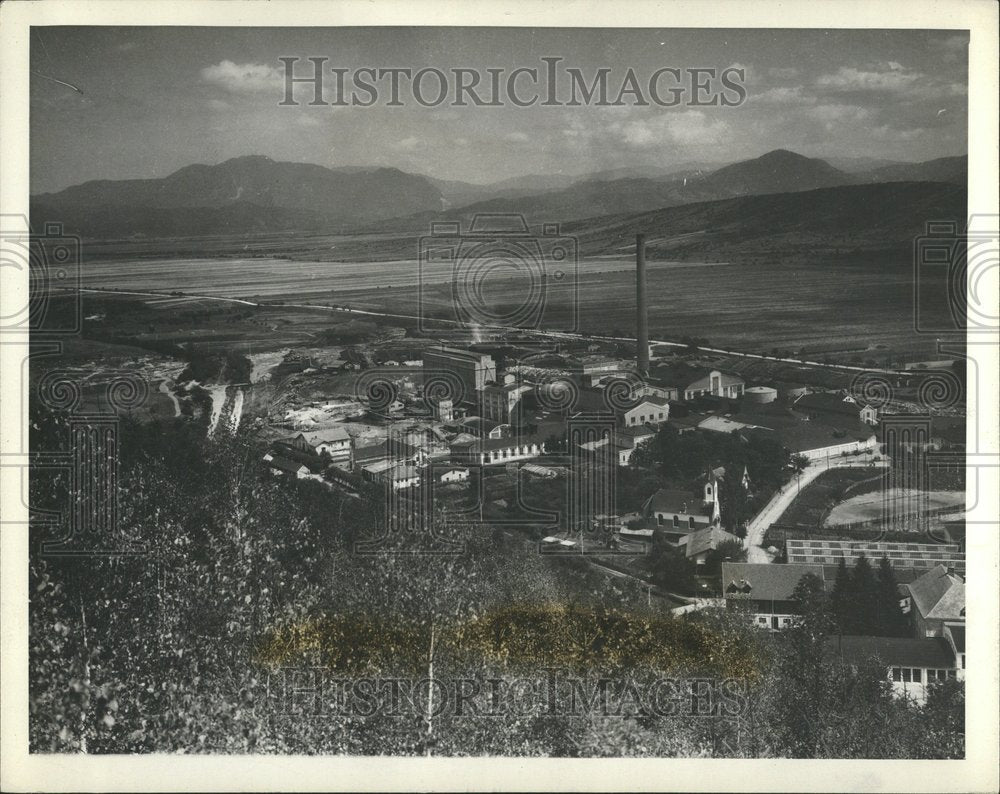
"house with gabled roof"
263,452,323,482
679,525,742,564
618,397,670,429
274,432,315,454
649,363,745,401
793,390,879,425
302,426,353,465
643,479,721,541
906,564,965,639
721,562,827,631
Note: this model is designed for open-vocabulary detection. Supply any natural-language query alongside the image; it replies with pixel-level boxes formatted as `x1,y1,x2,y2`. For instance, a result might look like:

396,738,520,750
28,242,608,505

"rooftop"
645,487,706,517
303,426,351,444
450,434,545,453
824,635,956,669
907,564,965,620
681,526,742,558
650,363,743,389
794,391,869,415
267,455,310,475
743,418,875,454
786,539,965,572
422,346,493,362
721,562,827,602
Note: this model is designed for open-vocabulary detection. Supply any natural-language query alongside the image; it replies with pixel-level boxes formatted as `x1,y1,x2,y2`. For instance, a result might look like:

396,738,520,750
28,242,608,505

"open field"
774,468,888,528
77,254,948,360
825,488,965,526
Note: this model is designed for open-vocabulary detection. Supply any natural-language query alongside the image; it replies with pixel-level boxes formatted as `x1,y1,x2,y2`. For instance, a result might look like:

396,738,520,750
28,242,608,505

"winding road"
742,456,888,563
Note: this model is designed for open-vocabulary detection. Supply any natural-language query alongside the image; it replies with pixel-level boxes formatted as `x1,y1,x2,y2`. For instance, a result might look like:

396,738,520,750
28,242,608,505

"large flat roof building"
422,346,497,403
786,538,965,574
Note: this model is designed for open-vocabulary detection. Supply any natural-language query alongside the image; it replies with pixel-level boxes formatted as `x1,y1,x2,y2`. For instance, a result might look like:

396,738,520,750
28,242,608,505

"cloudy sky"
30,27,967,193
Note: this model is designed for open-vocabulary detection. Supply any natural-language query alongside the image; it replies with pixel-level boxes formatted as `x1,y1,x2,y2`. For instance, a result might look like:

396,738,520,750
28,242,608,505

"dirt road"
743,456,887,563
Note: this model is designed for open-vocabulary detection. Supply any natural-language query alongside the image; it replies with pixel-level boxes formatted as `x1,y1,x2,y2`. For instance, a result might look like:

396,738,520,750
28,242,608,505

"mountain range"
31,149,966,240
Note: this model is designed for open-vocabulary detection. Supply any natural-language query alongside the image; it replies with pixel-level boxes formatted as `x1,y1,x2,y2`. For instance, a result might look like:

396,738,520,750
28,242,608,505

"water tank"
778,383,809,401
744,386,778,404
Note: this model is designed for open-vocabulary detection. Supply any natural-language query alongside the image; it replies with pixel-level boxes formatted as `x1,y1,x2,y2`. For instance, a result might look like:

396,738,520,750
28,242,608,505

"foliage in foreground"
28,410,962,757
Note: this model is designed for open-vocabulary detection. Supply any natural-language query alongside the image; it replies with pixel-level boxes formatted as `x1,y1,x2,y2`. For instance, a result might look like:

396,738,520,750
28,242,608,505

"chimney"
636,233,649,376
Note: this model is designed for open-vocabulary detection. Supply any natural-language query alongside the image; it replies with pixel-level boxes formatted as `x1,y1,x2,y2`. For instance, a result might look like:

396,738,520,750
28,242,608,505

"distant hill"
826,156,902,173
865,155,966,186
201,180,962,264
377,149,937,232
32,150,967,241
692,149,852,196
565,181,966,260
429,164,707,208
32,155,445,238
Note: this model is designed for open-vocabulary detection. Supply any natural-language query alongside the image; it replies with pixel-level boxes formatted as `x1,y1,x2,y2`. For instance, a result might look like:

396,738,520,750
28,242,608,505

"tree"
830,558,852,632
772,573,835,756
849,555,879,635
920,678,964,759
790,453,810,494
875,556,908,637
645,537,697,595
719,471,749,534
702,539,746,576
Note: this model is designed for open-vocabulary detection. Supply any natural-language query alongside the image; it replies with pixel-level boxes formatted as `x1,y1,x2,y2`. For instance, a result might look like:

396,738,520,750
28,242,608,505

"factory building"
422,346,497,403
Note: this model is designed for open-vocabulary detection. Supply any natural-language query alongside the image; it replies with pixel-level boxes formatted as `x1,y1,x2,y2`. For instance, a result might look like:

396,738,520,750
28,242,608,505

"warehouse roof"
824,635,956,669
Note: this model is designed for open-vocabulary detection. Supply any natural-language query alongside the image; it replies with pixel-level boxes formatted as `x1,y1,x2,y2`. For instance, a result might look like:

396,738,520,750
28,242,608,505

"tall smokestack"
635,233,649,376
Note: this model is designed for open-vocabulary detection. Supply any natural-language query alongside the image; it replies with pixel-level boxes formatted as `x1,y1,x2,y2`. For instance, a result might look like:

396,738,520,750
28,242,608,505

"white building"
618,397,670,429
438,467,469,483
450,435,545,466
824,635,961,704
303,426,353,465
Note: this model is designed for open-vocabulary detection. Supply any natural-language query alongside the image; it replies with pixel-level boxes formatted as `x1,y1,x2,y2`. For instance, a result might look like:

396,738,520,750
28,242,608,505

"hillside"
692,149,852,196
32,150,967,241
409,150,947,230
865,155,966,186
565,180,967,260
112,179,959,264
32,156,445,237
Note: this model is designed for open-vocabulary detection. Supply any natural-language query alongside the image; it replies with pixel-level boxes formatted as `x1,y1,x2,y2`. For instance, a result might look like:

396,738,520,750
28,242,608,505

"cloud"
767,67,799,80
807,104,874,132
809,104,872,122
605,110,728,149
554,107,729,154
817,64,923,93
201,60,284,93
814,62,967,106
727,62,755,82
752,86,814,105
870,125,926,141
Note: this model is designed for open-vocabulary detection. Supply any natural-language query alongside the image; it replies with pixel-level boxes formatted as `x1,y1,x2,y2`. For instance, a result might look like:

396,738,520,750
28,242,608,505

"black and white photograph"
1,1,997,791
